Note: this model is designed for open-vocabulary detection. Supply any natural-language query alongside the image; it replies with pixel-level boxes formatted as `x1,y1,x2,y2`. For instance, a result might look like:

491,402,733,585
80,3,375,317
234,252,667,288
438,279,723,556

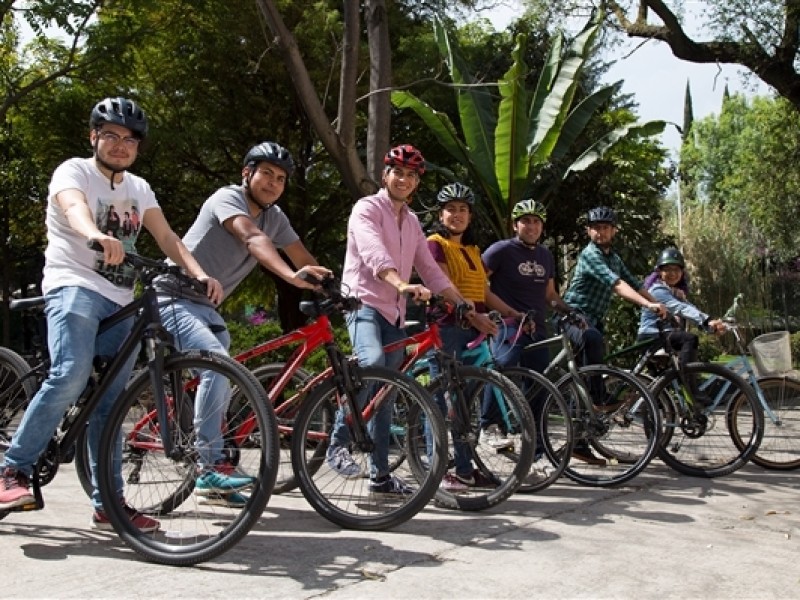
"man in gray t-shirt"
154,141,331,505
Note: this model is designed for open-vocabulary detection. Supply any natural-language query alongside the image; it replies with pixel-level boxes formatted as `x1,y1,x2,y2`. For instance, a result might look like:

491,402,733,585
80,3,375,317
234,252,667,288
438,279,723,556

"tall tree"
544,0,800,111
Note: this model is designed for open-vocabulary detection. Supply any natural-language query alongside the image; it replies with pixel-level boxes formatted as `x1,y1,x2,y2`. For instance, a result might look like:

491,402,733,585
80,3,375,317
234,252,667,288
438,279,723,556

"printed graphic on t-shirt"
518,260,546,280
94,197,141,289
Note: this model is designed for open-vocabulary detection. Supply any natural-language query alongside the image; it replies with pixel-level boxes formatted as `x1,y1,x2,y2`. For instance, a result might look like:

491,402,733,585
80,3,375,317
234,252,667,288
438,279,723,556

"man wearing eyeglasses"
0,97,222,532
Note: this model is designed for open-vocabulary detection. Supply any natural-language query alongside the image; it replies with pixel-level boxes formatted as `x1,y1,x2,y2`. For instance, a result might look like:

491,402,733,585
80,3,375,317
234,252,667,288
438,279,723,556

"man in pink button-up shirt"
328,144,496,497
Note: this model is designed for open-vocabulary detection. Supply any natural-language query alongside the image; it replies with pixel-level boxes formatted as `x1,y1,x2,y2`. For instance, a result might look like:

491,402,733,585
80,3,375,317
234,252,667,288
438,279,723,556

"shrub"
697,333,722,362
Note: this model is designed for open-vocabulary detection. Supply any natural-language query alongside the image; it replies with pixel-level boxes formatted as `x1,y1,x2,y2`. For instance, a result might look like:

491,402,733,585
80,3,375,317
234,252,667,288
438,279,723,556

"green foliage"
392,14,666,241
790,332,800,368
697,333,722,363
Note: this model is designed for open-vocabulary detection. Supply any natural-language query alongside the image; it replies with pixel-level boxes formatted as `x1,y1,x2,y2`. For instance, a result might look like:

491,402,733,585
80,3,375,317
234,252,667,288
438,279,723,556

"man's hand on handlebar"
294,266,334,290
647,302,668,320
89,235,125,266
465,310,499,336
197,275,224,305
400,283,432,302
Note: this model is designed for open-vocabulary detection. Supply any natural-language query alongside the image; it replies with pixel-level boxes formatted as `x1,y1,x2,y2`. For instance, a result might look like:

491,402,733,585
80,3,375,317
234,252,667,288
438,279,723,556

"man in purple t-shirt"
482,199,572,373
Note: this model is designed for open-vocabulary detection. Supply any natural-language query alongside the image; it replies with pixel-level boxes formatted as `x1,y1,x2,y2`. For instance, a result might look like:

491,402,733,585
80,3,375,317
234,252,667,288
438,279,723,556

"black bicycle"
0,248,279,566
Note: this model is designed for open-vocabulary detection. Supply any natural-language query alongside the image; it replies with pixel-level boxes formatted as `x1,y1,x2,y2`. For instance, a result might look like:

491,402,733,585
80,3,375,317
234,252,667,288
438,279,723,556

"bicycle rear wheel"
97,350,278,566
249,363,314,493
502,367,573,493
557,366,660,487
421,366,535,511
653,362,764,478
292,365,446,530
732,375,799,470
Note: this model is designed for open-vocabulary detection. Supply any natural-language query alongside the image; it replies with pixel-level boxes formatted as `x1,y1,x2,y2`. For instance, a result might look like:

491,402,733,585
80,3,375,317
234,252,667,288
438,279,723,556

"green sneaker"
195,471,254,496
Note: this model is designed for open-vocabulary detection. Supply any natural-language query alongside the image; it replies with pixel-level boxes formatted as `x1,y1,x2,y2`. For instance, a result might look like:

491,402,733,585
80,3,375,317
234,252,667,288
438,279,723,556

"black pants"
638,329,699,367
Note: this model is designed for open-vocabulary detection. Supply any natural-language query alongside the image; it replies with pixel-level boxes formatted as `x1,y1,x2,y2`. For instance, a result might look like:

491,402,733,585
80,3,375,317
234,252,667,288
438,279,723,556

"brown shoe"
571,446,607,466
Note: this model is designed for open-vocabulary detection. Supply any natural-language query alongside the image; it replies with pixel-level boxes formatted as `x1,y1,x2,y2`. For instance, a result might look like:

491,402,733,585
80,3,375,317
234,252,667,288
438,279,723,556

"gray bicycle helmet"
586,206,617,225
656,247,685,269
437,182,475,206
89,97,148,139
243,142,295,177
512,199,547,222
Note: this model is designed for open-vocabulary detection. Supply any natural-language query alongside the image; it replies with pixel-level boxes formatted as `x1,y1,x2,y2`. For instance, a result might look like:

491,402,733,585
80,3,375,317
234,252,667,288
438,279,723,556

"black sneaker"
571,443,607,466
368,475,414,496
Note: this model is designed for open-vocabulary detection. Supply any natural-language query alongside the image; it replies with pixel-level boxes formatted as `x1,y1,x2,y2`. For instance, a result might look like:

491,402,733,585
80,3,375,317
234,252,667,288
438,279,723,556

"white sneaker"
325,445,362,479
479,424,515,450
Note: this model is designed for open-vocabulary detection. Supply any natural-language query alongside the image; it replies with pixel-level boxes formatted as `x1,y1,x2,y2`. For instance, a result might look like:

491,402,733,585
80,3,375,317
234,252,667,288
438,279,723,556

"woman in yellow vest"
426,183,522,491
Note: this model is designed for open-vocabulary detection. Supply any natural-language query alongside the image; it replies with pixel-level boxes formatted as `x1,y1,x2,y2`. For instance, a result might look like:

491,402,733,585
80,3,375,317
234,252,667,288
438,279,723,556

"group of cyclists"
0,96,729,535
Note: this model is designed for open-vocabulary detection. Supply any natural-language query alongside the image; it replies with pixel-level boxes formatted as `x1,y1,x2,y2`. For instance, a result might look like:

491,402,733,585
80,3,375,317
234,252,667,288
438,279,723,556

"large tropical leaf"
529,18,601,164
433,16,496,186
391,90,470,163
563,121,667,178
495,33,531,212
550,83,619,163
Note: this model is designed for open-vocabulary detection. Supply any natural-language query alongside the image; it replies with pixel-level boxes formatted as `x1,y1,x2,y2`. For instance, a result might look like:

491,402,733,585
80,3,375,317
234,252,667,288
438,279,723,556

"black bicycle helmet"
243,142,295,177
437,182,475,206
586,206,617,226
89,97,148,139
656,247,685,269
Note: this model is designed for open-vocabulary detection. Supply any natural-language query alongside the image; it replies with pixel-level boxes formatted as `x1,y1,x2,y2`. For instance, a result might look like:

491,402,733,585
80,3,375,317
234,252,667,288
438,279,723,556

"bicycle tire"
556,365,660,487
291,365,447,530
421,365,535,511
249,363,314,493
732,375,799,470
97,350,279,566
501,367,573,493
0,347,38,461
653,362,764,478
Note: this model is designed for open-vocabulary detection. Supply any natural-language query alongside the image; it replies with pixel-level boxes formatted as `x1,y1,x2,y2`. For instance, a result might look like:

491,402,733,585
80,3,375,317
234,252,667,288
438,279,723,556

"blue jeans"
330,306,405,479
563,319,606,401
482,324,549,429
3,286,135,510
158,299,231,471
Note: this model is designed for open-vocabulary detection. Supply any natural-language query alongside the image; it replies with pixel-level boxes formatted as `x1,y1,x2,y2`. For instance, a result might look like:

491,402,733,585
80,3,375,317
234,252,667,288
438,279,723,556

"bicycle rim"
425,366,535,510
733,375,800,470
292,365,446,530
502,367,573,493
558,366,660,487
97,350,278,566
655,363,764,478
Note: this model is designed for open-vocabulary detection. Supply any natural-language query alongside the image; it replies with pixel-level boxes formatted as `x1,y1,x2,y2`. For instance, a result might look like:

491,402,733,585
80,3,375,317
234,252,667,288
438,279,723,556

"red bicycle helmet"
384,144,426,175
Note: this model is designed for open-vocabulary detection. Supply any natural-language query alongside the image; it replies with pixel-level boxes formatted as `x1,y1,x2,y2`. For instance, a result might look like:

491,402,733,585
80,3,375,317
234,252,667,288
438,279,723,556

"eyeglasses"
660,265,683,273
98,130,140,148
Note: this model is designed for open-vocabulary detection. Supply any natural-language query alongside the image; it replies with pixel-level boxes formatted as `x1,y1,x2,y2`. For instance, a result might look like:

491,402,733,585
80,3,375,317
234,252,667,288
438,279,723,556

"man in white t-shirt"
0,97,223,532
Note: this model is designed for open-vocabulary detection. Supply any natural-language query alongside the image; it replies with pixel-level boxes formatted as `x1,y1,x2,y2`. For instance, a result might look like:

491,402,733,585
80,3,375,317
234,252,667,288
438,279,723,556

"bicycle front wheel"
292,365,447,530
0,347,38,462
97,350,279,566
557,366,660,487
732,375,799,470
653,362,764,478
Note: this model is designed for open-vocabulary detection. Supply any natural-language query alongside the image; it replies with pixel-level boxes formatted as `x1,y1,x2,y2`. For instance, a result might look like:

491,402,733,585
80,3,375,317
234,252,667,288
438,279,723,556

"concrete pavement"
1,461,797,599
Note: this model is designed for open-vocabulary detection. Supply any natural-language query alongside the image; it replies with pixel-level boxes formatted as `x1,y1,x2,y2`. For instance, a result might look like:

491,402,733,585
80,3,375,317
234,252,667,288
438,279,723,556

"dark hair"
644,268,690,296
428,220,477,246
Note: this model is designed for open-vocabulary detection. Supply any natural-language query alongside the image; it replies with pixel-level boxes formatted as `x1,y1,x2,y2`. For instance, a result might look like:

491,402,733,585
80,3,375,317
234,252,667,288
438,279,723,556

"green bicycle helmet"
656,247,685,269
512,199,547,222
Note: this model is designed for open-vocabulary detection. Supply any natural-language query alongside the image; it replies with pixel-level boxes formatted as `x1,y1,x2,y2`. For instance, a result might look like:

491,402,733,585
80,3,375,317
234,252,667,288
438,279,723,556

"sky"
485,2,772,158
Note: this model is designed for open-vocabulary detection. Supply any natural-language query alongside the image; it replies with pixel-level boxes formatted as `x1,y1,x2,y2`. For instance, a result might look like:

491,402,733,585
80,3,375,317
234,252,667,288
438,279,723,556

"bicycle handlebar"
299,272,361,314
87,241,207,294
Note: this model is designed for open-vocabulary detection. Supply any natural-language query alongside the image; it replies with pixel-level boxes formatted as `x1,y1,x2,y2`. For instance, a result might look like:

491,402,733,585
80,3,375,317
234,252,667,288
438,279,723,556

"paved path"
2,462,797,599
